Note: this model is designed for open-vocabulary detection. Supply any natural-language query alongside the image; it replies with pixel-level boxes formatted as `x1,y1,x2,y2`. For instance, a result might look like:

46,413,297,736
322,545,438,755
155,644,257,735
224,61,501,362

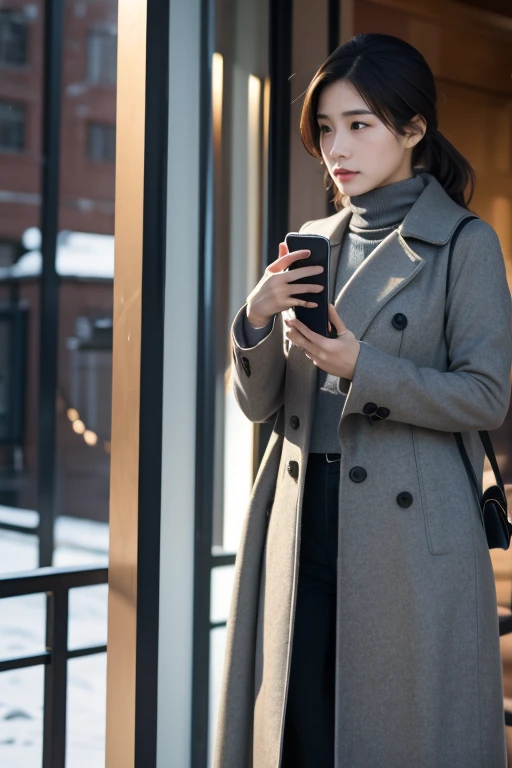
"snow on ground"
0,508,235,767
0,509,108,768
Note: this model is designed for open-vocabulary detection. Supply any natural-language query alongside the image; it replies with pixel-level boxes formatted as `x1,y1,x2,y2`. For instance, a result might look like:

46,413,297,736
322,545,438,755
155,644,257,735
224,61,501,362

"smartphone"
285,232,331,337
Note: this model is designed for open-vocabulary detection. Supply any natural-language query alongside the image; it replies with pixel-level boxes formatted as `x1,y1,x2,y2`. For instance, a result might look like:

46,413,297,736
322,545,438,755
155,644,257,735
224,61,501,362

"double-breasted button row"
348,465,413,507
362,402,390,422
288,458,413,507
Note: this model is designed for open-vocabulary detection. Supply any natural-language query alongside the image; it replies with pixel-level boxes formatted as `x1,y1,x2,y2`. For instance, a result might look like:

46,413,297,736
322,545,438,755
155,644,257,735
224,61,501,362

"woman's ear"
406,114,427,148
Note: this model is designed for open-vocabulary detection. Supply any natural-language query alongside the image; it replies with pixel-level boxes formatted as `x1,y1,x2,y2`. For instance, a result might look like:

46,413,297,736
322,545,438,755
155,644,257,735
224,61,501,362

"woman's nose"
329,136,350,160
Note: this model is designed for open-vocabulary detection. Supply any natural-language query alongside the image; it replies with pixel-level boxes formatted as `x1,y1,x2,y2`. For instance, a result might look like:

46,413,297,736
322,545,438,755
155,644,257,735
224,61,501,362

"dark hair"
300,33,475,210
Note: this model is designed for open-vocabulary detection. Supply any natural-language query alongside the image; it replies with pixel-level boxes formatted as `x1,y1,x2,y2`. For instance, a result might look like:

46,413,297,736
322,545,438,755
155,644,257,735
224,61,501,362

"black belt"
309,452,341,463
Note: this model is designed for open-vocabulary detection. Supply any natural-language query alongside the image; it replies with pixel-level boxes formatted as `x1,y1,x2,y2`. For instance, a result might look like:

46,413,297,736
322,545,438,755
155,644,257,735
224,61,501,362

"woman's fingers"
285,316,322,347
328,303,350,336
289,283,324,294
267,249,311,273
287,299,318,308
278,242,289,259
328,303,345,335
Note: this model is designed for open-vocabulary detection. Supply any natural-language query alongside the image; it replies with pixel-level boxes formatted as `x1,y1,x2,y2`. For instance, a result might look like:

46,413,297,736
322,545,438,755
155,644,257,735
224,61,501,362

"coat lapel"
333,228,426,341
301,206,427,342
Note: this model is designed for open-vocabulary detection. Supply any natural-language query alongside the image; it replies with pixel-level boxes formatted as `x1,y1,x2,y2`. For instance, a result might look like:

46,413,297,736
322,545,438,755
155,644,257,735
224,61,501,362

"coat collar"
297,172,473,346
305,171,471,248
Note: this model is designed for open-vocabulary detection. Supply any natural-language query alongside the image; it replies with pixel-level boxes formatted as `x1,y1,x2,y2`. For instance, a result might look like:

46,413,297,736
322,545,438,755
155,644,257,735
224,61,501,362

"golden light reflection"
212,52,223,151
248,73,262,292
84,430,98,446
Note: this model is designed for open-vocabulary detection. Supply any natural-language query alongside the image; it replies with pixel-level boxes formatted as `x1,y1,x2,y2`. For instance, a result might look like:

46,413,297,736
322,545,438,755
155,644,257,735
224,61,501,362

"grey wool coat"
213,172,512,768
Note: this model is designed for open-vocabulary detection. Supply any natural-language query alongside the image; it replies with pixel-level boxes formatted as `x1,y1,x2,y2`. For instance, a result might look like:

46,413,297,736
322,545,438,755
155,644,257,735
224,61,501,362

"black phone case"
285,233,331,337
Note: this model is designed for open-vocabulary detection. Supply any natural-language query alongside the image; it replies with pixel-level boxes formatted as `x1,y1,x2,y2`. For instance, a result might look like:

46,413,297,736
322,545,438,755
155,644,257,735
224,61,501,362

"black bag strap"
445,215,507,505
444,216,478,317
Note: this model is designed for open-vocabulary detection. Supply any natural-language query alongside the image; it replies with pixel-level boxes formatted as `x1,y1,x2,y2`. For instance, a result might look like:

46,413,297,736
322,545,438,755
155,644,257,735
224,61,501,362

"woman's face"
316,79,425,197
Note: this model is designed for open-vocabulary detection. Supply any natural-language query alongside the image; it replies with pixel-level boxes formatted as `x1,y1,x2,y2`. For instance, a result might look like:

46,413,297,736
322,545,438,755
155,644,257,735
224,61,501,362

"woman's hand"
284,303,361,380
245,242,326,328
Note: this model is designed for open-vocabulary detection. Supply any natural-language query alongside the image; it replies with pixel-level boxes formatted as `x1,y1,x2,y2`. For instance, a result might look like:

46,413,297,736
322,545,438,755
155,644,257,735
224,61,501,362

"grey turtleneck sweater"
235,171,427,451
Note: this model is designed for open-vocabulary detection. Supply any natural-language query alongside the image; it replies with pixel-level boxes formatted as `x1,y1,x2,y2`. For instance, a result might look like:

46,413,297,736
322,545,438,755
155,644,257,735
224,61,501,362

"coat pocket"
411,425,475,555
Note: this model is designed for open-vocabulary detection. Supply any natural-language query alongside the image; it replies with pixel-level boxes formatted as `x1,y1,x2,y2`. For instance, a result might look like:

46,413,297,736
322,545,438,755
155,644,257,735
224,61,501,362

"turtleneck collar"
348,171,427,236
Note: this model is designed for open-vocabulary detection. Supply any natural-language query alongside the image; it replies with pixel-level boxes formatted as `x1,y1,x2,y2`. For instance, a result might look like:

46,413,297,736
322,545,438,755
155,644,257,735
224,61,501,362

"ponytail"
415,129,475,208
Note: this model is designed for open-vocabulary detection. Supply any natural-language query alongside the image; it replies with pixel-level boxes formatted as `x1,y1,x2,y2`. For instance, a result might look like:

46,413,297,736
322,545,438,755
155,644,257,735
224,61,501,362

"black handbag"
445,216,512,550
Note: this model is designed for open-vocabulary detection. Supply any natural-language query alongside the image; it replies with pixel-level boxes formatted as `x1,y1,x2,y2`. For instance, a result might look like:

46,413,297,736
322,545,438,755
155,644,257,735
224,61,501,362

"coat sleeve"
339,219,512,432
229,220,314,423
230,303,286,423
233,309,274,348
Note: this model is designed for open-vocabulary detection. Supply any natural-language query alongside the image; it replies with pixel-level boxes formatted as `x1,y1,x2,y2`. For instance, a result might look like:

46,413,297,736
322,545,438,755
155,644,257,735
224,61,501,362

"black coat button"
391,313,408,330
290,415,300,430
287,460,299,480
371,406,391,422
362,402,378,415
349,466,367,483
397,491,413,508
241,356,251,377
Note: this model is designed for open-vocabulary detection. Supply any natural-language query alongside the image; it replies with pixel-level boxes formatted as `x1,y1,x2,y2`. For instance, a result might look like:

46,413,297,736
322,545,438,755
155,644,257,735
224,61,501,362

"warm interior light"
72,419,85,435
247,74,262,290
263,75,270,186
212,52,223,150
84,430,98,446
67,408,79,422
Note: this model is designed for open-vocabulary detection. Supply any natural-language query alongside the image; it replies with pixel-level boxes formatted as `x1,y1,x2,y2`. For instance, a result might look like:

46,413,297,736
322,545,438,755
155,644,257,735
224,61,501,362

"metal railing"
0,565,108,768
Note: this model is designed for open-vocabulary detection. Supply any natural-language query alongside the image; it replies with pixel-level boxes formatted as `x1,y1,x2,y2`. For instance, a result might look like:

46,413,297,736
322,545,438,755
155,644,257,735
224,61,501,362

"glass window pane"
0,102,25,151
212,0,270,556
56,0,116,543
0,0,43,555
0,10,29,67
86,28,117,86
208,626,226,768
210,565,235,625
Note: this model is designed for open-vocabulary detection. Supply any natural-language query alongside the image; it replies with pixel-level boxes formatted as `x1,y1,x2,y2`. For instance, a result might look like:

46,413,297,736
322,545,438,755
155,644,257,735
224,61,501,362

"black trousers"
281,453,340,767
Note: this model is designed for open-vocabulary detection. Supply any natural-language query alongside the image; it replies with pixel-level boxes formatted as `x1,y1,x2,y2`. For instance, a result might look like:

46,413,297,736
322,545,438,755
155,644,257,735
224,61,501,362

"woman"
214,33,512,768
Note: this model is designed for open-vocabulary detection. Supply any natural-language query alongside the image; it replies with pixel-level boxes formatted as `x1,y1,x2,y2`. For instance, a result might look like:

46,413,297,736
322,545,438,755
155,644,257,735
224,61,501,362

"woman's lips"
334,170,359,181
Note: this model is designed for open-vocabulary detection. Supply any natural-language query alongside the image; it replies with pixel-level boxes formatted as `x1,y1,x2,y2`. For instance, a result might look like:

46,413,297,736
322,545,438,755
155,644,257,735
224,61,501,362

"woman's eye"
351,121,368,130
319,125,331,133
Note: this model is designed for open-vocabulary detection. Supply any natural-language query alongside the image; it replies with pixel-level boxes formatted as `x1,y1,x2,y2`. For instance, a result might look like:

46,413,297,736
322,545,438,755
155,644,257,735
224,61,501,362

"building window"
86,28,117,86
0,240,18,267
0,10,28,66
0,101,25,152
87,122,116,163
